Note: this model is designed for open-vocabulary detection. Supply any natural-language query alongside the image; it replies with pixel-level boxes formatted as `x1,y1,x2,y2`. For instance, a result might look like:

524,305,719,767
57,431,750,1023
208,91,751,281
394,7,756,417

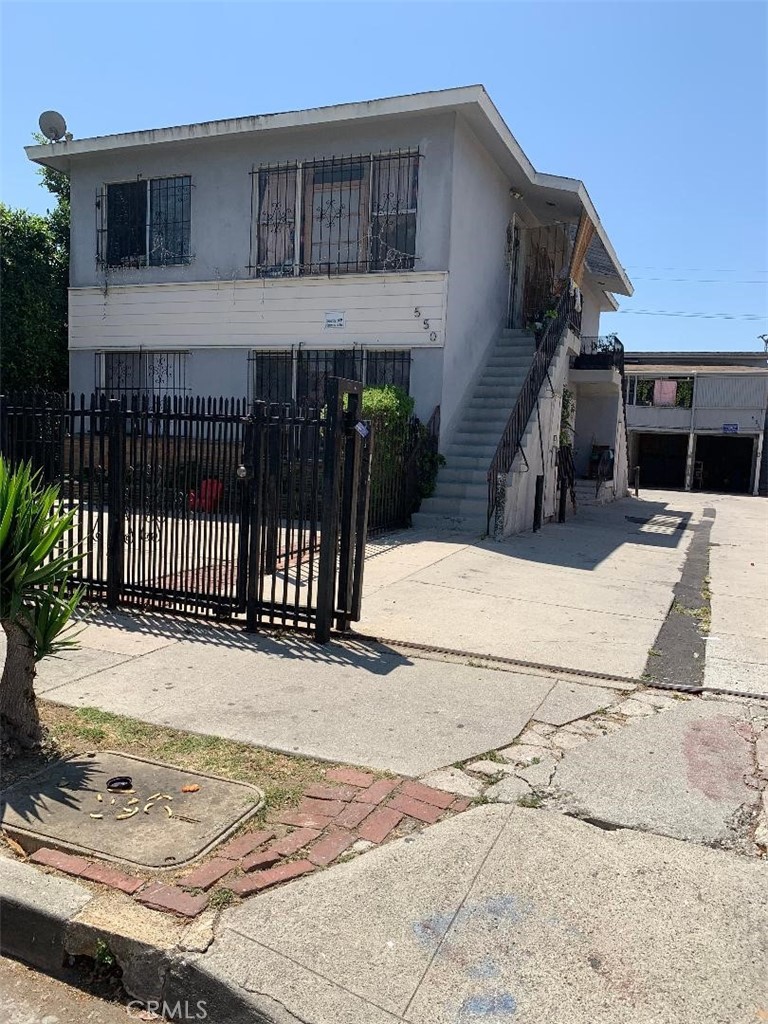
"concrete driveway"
359,490,768,693
359,494,698,679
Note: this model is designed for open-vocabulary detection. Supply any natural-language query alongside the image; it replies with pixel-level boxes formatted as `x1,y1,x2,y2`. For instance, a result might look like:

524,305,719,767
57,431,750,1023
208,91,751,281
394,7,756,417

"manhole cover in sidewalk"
0,751,263,869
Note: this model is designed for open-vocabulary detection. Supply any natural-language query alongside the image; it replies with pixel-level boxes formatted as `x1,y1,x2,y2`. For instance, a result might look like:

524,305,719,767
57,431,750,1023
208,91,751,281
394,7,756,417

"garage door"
694,434,754,494
636,432,688,488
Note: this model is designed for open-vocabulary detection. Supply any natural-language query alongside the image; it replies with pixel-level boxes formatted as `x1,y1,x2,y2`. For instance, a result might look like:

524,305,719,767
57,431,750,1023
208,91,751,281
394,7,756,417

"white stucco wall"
501,330,580,535
572,390,621,477
68,112,457,289
441,115,513,445
613,399,629,497
578,279,603,338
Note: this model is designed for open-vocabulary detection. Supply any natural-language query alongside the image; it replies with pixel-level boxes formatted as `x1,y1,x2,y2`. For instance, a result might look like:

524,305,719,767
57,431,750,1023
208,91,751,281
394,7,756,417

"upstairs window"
627,375,694,409
99,176,192,268
250,150,419,277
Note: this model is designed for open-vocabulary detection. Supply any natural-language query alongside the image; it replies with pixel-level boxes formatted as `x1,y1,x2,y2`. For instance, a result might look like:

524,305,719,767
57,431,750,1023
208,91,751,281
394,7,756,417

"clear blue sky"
2,0,766,352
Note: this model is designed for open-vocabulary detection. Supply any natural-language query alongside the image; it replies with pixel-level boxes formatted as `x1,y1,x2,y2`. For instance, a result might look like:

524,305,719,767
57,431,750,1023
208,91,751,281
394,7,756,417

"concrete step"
462,409,513,424
419,495,488,517
466,399,520,411
473,386,524,399
431,480,486,500
438,468,490,485
453,431,502,445
485,357,533,368
441,453,491,468
411,511,486,534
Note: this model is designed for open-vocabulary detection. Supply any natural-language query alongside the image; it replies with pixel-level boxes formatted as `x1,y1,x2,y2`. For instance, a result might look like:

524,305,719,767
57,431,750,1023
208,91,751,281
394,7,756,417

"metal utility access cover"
0,751,263,868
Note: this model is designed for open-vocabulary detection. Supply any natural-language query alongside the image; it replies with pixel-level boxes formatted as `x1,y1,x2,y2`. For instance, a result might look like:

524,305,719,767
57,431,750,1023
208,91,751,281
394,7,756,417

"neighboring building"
26,86,632,534
624,351,768,495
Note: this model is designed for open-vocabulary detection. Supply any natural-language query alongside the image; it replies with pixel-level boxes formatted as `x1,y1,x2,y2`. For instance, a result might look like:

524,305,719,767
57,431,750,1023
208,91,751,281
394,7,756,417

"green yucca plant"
1,457,83,750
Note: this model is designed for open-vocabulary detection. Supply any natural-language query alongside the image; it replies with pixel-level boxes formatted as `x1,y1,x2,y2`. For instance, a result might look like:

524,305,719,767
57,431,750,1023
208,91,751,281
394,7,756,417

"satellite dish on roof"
39,110,67,142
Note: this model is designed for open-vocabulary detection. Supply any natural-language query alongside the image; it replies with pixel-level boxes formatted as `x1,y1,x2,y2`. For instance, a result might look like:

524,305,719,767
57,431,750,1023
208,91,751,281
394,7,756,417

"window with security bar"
250,151,419,277
97,351,189,402
98,176,192,268
248,349,411,406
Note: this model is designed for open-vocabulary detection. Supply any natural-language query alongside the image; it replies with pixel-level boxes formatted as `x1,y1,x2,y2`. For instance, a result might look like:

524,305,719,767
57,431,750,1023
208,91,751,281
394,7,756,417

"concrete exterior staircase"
413,329,536,533
573,477,616,508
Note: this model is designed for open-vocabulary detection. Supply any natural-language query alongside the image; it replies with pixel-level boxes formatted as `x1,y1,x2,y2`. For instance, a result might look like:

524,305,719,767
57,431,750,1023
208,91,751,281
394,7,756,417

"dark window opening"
249,349,411,406
107,182,146,268
103,177,191,268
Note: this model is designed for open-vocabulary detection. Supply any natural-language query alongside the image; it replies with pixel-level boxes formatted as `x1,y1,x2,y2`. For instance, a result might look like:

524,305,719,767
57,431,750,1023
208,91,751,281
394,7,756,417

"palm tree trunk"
1,619,41,750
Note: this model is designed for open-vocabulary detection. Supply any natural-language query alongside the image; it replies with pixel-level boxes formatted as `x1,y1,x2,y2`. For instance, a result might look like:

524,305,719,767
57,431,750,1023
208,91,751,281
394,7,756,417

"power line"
611,309,767,321
625,265,768,275
632,277,768,285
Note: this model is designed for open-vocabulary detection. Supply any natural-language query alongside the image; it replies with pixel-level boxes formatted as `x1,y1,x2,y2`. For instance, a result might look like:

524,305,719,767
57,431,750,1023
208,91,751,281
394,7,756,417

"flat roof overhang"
25,85,632,299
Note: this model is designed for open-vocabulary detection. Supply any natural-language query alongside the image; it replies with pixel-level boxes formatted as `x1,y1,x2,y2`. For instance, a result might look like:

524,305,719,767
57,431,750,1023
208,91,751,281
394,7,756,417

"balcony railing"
573,335,624,374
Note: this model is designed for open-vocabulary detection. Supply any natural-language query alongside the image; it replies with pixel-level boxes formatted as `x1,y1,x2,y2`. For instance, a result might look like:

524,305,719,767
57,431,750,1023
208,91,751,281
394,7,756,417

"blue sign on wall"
722,423,739,434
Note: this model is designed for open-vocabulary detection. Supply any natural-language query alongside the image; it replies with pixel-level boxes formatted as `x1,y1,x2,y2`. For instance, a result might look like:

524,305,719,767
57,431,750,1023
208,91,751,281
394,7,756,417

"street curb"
0,855,92,972
0,854,286,1022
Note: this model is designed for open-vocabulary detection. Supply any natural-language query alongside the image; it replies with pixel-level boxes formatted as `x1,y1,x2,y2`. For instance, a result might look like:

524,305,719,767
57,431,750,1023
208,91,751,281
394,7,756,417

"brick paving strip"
23,771,473,920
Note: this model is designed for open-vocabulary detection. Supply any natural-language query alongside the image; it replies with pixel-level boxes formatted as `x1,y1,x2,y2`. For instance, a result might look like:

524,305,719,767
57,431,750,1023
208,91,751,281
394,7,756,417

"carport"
635,432,688,489
693,433,755,494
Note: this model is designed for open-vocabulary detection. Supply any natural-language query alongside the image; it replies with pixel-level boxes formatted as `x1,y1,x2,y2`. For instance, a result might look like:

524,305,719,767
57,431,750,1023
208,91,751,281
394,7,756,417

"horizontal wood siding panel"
69,273,447,351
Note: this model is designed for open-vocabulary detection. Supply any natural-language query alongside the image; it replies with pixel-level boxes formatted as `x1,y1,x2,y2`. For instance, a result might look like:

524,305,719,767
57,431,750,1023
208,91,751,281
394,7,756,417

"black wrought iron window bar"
248,348,411,406
96,351,190,402
97,176,192,268
249,150,420,278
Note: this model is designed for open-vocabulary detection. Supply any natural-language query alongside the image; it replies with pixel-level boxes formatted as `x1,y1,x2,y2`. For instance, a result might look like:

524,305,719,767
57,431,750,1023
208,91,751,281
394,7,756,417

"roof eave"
25,84,632,296
24,85,490,172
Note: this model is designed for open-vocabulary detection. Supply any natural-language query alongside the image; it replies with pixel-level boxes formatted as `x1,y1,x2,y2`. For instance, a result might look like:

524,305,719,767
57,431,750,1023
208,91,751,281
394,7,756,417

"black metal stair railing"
486,285,579,534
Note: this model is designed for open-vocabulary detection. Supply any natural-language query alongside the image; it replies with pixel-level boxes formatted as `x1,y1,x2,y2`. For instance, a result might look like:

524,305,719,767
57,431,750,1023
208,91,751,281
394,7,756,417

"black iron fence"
1,392,249,614
0,387,435,629
366,405,440,535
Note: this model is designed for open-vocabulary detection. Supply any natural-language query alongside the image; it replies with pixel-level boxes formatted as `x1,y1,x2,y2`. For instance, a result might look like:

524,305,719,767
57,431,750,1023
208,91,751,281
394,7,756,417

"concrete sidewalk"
172,805,768,1024
359,495,698,679
33,617,573,776
701,492,768,695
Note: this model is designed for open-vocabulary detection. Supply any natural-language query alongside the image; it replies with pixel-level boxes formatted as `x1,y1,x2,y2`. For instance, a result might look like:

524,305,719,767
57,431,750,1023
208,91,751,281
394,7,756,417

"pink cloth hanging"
653,379,678,406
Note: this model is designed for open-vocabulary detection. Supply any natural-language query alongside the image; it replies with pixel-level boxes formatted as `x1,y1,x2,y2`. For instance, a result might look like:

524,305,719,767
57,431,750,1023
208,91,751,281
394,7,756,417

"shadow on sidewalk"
363,495,695,574
482,496,694,572
74,607,412,677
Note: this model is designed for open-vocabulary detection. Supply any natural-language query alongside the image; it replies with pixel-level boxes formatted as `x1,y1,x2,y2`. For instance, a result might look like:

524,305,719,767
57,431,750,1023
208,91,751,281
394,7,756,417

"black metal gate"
0,382,371,642
239,378,371,640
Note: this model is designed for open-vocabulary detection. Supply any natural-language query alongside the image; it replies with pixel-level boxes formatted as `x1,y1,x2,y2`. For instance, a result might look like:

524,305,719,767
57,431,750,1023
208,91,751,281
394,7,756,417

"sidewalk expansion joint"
345,633,768,702
402,805,515,1017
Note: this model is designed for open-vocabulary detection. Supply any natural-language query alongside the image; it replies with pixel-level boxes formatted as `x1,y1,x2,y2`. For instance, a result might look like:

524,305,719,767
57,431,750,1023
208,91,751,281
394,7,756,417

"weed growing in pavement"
94,939,115,969
209,888,235,910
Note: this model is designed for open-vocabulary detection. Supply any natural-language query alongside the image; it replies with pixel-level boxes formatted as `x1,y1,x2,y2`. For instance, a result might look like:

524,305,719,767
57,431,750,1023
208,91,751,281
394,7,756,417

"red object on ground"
188,478,223,513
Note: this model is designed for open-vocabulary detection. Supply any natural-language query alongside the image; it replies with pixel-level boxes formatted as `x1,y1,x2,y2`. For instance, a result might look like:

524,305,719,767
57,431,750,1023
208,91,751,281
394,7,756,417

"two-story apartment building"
26,86,632,535
624,351,768,495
